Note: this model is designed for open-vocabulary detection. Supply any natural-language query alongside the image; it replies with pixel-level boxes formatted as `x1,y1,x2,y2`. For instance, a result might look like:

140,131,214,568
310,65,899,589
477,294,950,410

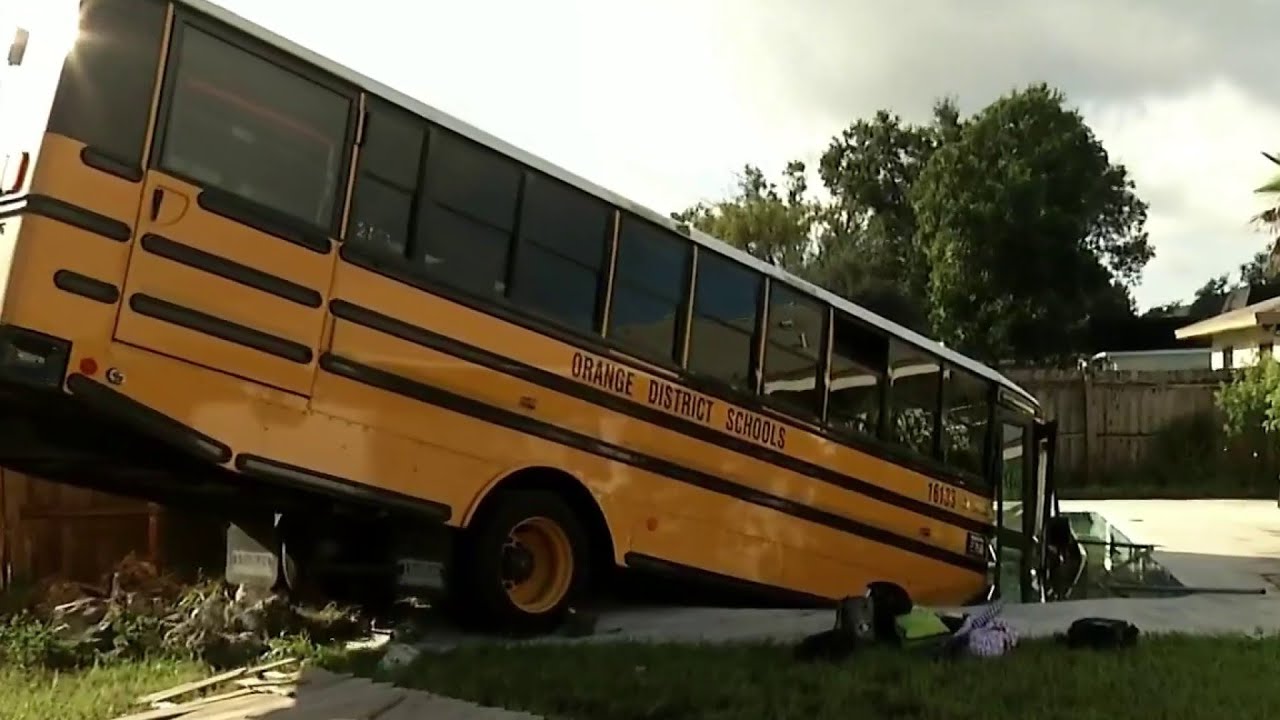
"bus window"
414,129,520,299
942,367,992,480
686,250,761,391
47,0,166,175
606,216,690,366
347,99,424,256
827,312,887,438
159,26,351,231
889,340,941,456
510,172,612,333
762,282,826,418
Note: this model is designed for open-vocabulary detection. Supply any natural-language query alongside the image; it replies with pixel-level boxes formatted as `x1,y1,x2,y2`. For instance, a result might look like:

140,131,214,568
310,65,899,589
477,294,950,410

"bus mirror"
7,28,29,67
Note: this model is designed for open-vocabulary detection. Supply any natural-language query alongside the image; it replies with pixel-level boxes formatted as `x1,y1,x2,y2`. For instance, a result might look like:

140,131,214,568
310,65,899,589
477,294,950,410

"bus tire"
457,489,590,635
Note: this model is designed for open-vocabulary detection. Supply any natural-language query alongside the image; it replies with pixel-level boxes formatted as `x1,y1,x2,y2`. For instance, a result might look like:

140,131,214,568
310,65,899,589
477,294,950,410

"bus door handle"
149,188,164,221
148,187,189,226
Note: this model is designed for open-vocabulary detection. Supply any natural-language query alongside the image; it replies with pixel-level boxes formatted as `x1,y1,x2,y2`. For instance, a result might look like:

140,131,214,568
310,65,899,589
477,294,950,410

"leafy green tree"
912,83,1151,362
671,162,816,272
677,84,1147,360
809,100,963,330
1188,274,1230,317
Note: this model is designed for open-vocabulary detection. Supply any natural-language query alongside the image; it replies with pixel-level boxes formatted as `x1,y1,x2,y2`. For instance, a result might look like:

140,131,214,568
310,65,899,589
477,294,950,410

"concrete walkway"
400,500,1280,652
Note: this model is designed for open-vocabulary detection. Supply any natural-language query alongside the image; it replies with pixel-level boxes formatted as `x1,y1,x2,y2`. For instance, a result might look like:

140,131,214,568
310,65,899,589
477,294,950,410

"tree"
676,84,1146,360
809,100,963,330
1237,251,1275,286
1187,274,1230,317
912,83,1151,362
1253,152,1280,235
671,162,816,273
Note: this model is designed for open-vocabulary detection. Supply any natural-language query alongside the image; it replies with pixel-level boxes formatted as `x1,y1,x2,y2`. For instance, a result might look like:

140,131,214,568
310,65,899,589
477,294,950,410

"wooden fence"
0,470,223,590
1004,368,1250,487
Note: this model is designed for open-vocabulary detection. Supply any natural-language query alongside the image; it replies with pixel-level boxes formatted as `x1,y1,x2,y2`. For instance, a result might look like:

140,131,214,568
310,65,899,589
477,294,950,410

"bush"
0,614,93,670
1218,356,1280,438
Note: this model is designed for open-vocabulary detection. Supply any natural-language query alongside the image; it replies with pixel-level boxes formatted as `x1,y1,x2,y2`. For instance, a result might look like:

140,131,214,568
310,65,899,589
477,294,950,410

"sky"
17,0,1280,310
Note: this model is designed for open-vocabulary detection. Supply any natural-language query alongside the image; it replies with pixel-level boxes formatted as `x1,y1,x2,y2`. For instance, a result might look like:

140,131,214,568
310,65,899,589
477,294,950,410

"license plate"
229,550,277,580
225,522,279,588
396,559,445,590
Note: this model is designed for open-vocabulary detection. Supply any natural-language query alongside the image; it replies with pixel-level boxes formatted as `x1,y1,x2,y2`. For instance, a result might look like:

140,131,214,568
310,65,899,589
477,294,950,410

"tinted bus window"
413,130,521,299
348,99,424,255
762,282,826,417
607,217,690,365
827,312,887,438
47,0,167,176
159,26,352,231
511,172,611,333
687,250,761,390
943,367,991,478
889,340,941,456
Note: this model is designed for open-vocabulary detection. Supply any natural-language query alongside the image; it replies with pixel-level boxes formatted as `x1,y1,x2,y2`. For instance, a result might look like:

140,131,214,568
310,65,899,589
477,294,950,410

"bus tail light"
1,152,29,195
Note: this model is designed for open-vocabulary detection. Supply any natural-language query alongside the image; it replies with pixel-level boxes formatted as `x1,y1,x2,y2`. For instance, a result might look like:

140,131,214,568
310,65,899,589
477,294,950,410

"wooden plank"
137,658,299,705
112,690,257,720
178,692,292,720
136,669,252,706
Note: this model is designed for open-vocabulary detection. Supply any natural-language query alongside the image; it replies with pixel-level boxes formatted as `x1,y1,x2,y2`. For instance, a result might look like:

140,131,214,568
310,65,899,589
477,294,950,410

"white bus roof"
187,0,1040,411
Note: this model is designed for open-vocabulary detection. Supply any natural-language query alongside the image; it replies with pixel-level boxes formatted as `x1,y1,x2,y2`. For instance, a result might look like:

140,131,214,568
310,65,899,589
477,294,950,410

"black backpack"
1058,617,1140,649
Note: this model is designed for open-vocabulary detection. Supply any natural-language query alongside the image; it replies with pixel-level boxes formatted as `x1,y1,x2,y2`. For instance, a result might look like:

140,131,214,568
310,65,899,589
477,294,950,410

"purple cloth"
953,601,1018,657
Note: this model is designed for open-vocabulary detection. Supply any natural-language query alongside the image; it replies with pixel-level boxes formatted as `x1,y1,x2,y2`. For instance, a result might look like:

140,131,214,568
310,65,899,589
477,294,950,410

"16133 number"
927,481,957,509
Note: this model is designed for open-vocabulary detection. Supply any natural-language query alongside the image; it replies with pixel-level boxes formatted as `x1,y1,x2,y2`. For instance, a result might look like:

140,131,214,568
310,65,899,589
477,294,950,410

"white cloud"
1083,80,1280,307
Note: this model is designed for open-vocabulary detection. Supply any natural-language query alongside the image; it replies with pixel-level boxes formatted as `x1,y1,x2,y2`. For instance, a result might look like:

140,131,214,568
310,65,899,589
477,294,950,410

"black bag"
1058,617,1140,649
866,581,913,644
793,595,875,662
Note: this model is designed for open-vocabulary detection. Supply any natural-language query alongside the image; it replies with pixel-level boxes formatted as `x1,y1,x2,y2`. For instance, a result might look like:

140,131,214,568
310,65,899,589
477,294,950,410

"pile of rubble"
4,554,372,668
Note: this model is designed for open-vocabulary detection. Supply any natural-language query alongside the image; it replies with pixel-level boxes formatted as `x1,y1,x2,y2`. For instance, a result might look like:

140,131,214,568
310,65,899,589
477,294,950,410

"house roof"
1175,294,1280,339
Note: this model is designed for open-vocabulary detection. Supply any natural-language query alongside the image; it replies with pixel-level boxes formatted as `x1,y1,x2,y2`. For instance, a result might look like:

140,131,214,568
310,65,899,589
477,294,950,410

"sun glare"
1,0,80,66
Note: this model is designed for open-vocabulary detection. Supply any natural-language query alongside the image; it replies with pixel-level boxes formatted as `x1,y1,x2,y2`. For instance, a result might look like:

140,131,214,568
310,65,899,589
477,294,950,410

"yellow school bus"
0,0,1061,631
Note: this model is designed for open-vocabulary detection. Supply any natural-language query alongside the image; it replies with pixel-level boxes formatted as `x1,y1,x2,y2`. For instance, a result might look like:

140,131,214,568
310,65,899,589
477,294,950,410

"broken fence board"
112,689,257,720
173,693,286,720
136,657,299,705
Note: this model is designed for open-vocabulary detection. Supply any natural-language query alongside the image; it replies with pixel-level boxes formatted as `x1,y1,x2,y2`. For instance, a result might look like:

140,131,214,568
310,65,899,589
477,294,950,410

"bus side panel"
323,317,979,564
4,0,168,352
1,214,127,353
330,263,994,528
631,505,983,606
308,351,984,603
114,174,332,397
111,9,356,399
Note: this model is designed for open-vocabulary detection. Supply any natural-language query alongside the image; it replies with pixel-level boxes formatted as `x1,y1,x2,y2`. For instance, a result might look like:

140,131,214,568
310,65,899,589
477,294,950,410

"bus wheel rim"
502,516,573,614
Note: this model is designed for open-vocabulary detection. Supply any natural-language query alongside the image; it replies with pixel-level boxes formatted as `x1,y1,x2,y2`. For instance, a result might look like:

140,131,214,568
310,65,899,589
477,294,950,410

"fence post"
0,469,7,591
1082,368,1097,486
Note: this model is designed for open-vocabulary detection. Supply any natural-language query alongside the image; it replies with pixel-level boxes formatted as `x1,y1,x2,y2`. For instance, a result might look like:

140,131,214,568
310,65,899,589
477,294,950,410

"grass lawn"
362,635,1280,720
1,659,206,720
9,635,1280,720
